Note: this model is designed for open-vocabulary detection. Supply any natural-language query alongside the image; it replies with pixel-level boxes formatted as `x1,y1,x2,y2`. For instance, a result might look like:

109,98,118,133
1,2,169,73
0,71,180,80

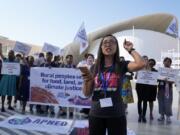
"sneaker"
166,117,171,124
158,115,165,122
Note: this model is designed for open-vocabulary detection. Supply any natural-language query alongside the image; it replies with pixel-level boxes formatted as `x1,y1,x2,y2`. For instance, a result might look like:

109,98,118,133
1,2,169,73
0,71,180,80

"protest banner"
0,115,73,134
30,67,91,108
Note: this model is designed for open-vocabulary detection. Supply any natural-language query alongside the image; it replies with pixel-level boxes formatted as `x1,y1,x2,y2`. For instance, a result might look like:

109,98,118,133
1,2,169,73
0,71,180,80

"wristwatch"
128,48,135,54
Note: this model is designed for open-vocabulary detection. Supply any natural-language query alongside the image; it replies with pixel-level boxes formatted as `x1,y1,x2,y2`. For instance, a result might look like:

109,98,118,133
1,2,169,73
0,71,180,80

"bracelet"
128,48,135,54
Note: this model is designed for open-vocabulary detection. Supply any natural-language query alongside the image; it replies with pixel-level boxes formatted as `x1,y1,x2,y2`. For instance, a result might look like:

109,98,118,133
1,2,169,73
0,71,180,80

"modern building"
0,38,42,57
63,13,179,65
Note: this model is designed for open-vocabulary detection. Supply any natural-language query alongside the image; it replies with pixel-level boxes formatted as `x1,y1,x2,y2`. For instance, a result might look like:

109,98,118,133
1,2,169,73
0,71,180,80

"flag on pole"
74,22,88,54
166,18,178,38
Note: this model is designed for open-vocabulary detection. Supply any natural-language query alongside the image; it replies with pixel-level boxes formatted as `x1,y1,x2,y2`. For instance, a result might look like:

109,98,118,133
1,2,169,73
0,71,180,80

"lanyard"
100,65,114,97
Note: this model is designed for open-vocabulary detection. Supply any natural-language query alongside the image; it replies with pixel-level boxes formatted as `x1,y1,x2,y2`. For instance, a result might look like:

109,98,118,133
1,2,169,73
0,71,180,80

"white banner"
0,115,73,134
42,42,60,55
136,70,158,85
158,67,178,82
1,62,20,75
13,41,32,55
74,22,88,54
30,67,91,108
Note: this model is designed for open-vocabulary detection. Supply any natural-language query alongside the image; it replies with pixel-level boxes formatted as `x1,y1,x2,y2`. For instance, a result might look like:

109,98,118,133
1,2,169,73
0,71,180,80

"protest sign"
1,62,20,75
30,67,91,108
14,41,31,55
137,70,158,85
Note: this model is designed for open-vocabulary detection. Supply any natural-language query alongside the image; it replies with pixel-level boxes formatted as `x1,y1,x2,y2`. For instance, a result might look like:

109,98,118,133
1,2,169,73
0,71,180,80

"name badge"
100,98,113,108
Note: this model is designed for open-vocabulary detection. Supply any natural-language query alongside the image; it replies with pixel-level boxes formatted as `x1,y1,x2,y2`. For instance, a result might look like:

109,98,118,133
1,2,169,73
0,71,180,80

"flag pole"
176,19,180,120
178,37,180,120
132,25,135,43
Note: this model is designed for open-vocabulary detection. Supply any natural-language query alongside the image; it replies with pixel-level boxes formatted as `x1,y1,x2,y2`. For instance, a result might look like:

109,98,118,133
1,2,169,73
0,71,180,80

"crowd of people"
0,34,177,135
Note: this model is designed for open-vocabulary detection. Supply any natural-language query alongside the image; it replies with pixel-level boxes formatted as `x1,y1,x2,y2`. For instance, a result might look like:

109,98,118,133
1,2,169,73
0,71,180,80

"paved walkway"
0,83,179,135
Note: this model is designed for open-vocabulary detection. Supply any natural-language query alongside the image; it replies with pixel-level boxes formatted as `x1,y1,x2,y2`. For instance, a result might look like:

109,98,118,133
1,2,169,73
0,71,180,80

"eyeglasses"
102,40,116,47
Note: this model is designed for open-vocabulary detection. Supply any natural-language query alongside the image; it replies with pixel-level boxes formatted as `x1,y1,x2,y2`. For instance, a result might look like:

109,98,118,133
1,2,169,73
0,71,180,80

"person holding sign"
157,57,174,124
18,56,35,114
40,52,58,116
0,49,18,112
146,58,158,120
79,35,145,135
135,55,149,123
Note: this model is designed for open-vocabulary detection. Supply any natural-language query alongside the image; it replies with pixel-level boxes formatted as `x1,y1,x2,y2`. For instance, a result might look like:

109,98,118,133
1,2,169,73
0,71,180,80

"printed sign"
30,67,91,108
158,67,178,82
1,62,20,75
136,70,158,85
13,41,32,55
42,42,60,55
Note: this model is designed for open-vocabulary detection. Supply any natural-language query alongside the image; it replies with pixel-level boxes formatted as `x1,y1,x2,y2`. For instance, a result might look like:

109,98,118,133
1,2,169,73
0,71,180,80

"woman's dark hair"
66,54,73,59
46,52,53,57
93,34,120,76
16,53,22,58
142,55,148,59
39,53,44,57
148,58,156,66
163,57,172,64
87,53,94,59
54,55,59,61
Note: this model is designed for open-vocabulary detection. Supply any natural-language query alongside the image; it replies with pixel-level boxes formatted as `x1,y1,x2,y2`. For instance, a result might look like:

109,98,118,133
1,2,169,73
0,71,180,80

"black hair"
148,58,156,66
93,34,120,76
163,57,172,64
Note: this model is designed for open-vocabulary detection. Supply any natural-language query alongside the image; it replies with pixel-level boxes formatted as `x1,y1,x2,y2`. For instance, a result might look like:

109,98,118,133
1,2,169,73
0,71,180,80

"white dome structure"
63,13,179,64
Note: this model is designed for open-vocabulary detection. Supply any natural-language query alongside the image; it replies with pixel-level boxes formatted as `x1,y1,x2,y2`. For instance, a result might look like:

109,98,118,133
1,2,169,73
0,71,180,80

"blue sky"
0,0,179,48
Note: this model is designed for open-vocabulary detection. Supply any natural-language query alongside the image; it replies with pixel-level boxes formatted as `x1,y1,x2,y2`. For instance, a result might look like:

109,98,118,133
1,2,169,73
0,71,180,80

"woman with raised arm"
79,35,145,135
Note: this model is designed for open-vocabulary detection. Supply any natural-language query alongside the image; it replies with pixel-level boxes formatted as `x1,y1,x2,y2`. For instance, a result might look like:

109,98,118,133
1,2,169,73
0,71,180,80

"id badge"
100,98,113,108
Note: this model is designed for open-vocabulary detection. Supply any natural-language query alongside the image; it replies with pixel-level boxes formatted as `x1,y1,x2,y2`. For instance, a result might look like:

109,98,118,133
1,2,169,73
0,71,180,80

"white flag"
166,18,178,37
74,22,88,54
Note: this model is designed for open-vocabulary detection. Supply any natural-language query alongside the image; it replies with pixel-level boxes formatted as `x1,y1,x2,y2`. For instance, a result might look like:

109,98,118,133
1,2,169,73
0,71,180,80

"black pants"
89,115,127,135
